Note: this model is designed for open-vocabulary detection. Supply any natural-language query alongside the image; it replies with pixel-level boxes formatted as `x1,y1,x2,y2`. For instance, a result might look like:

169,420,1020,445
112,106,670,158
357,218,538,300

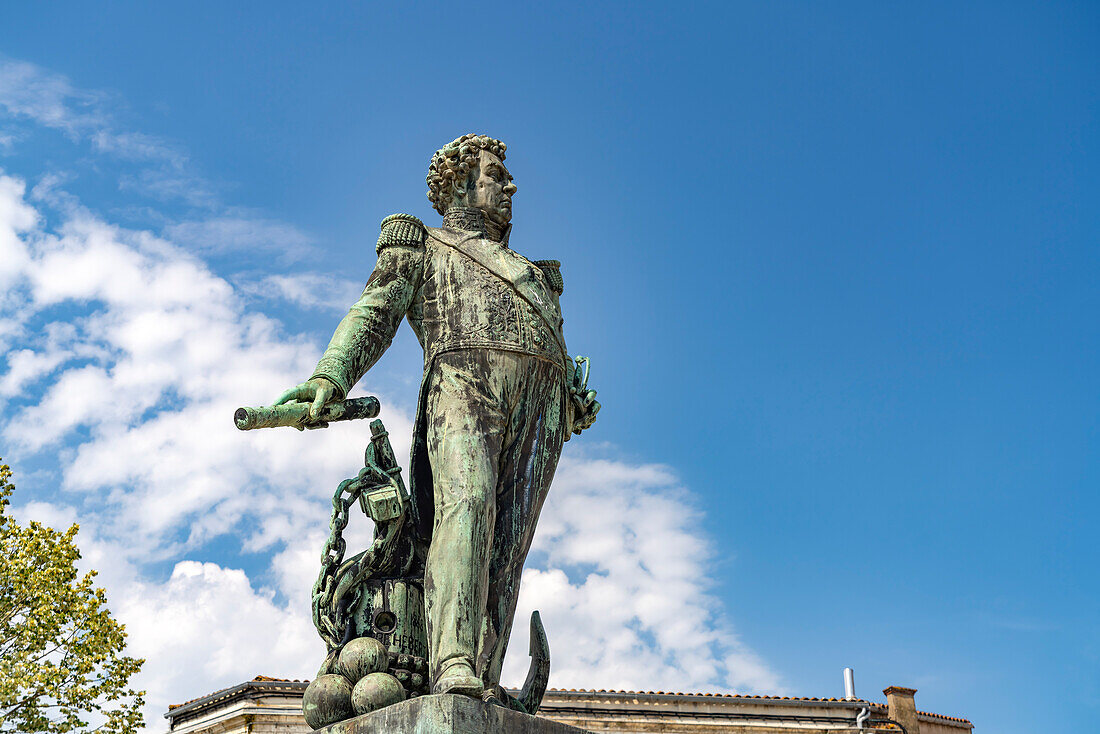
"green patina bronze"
236,134,599,729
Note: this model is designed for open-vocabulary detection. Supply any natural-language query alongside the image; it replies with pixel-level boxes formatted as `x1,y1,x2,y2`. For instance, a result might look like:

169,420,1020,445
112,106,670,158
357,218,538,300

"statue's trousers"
422,349,567,688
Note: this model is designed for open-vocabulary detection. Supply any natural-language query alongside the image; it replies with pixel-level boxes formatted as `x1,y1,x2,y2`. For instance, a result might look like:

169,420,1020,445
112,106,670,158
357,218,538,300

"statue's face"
465,149,517,225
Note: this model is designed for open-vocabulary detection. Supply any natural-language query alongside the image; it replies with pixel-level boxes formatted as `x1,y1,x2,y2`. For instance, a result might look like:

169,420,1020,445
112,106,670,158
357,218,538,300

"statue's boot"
433,660,484,697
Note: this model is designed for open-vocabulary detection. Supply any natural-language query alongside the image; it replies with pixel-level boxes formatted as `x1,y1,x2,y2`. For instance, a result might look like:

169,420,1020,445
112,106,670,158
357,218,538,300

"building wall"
916,718,971,734
168,688,308,734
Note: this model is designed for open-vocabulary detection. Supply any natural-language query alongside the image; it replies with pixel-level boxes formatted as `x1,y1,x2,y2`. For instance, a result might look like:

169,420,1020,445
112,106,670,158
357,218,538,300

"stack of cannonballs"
303,637,425,729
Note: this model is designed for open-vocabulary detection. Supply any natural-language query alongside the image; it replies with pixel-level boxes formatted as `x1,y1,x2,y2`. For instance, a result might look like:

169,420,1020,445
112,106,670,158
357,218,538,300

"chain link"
311,476,364,649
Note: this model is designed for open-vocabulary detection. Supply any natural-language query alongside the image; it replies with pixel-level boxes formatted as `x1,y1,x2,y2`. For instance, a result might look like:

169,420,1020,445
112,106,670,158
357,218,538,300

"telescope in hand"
234,396,380,431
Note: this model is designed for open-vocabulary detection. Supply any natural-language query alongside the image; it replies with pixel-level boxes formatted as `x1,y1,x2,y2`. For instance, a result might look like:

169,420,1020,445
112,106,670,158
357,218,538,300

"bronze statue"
240,135,598,727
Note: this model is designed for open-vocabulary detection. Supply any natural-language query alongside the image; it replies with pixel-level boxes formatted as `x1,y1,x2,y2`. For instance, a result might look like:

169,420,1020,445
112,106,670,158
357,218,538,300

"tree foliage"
0,461,144,733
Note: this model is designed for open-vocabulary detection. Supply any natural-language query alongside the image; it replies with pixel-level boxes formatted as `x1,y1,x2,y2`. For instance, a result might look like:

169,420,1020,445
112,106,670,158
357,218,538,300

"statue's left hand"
565,356,599,438
274,377,340,424
571,389,600,435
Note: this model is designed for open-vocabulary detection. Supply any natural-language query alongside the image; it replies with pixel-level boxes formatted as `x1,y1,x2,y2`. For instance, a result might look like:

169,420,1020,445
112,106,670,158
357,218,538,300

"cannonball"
351,672,406,715
302,674,354,730
338,637,389,683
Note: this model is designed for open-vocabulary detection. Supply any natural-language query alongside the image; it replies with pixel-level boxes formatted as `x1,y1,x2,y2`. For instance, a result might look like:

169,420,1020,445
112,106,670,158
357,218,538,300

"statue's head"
426,134,517,226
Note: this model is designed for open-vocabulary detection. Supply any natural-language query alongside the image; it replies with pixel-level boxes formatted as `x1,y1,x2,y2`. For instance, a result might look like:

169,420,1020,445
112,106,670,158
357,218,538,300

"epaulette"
376,213,427,253
533,260,564,295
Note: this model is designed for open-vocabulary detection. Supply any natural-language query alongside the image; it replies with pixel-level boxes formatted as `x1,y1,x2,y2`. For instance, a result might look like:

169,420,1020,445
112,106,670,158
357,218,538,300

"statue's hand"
565,356,599,439
274,377,340,424
571,389,600,435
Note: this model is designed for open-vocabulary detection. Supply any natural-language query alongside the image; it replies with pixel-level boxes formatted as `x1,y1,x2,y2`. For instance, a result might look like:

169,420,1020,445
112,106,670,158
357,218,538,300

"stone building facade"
164,677,972,734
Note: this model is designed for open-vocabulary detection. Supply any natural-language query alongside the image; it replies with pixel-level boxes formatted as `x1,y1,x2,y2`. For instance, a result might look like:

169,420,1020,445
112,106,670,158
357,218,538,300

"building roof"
868,701,973,725
165,676,308,718
550,687,865,703
165,677,970,726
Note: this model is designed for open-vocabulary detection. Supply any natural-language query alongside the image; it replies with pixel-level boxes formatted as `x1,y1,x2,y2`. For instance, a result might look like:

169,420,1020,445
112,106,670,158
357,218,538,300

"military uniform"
311,210,571,690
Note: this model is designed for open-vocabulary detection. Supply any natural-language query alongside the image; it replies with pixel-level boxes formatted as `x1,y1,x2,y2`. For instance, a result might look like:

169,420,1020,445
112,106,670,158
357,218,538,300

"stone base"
316,694,590,734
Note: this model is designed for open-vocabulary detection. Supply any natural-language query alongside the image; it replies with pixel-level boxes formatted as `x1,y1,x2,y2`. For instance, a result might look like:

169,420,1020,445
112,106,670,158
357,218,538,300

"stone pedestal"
315,694,589,734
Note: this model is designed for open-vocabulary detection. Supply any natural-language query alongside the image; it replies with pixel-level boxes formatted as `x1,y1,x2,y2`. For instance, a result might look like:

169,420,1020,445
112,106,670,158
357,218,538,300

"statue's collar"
442,207,511,245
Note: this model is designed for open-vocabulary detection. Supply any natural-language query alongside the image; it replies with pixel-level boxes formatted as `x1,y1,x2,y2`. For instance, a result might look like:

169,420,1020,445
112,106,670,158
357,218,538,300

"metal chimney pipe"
844,668,857,700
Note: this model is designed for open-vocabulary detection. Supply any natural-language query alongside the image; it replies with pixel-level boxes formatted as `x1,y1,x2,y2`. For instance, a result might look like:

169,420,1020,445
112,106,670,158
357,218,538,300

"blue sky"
0,3,1096,732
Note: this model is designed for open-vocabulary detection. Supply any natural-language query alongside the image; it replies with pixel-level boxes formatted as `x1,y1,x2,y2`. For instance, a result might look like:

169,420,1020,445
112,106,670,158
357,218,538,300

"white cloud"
0,327,108,398
0,57,108,138
13,499,79,529
0,172,408,557
0,56,328,266
0,57,190,176
118,560,321,693
119,169,220,209
91,130,186,168
504,456,782,695
0,58,215,209
0,58,203,207
240,272,364,312
0,173,38,287
165,215,315,257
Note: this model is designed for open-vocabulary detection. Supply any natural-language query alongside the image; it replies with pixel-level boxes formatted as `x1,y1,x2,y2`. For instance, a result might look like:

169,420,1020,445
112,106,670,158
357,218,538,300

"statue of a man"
276,135,598,702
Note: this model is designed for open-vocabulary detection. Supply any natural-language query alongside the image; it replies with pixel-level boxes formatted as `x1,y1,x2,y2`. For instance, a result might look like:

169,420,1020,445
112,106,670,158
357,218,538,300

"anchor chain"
311,474,365,649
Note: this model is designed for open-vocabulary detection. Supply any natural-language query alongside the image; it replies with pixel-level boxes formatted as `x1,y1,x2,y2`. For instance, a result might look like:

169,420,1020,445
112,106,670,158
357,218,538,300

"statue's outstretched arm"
277,215,426,418
311,245,423,396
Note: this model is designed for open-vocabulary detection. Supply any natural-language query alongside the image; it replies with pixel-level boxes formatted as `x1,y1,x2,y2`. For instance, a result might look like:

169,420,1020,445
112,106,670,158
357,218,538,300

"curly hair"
426,134,508,214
